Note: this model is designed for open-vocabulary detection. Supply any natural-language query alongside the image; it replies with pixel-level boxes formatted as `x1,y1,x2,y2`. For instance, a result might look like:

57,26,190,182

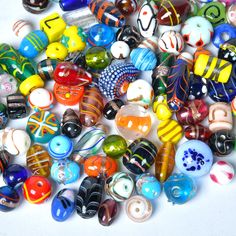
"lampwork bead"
210,161,234,185
139,36,159,52
19,30,49,59
110,41,130,59
157,119,183,144
155,142,175,183
115,0,137,16
80,87,104,127
181,16,213,48
3,164,28,188
87,24,115,48
208,102,233,132
125,195,152,223
116,25,142,49
176,99,208,125
0,128,31,156
59,0,89,11
135,174,161,200
88,0,126,27
7,93,27,119
84,155,118,177
99,63,139,99
103,99,124,120
197,2,226,27
105,172,134,202
85,47,112,70
137,0,158,38
12,19,33,39
157,0,191,26
51,189,75,222
220,0,235,6
22,0,49,14
0,104,8,129
23,176,51,204
153,95,172,121
102,135,127,159
194,47,211,62
26,144,52,177
227,4,236,27
184,124,212,141
164,173,197,205
175,140,213,178
26,111,60,144
0,186,20,212
28,88,54,111
53,83,84,106
98,199,118,226
208,131,235,156
37,59,59,81
232,97,236,115
0,73,18,97
76,176,103,219
61,108,82,139
212,23,236,48
46,42,68,61
0,150,11,174
158,31,184,55
51,160,80,184
115,104,152,141
218,38,236,63
48,135,73,160
127,79,154,109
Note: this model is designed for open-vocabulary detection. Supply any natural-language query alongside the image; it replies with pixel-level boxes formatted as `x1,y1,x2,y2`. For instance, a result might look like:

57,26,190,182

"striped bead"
37,59,58,81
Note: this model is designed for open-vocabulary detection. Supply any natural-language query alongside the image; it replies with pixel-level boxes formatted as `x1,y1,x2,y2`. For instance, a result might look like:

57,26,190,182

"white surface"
0,1,236,236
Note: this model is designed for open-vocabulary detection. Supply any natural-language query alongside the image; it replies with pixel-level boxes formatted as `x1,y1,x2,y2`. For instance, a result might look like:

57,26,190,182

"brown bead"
184,124,212,141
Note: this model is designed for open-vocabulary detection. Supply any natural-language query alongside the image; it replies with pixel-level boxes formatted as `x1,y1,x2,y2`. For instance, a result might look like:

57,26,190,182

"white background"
0,1,236,236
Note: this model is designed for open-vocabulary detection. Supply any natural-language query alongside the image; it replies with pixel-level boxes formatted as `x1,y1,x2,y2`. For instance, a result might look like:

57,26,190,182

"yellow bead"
153,95,172,121
194,54,232,83
157,119,183,144
19,75,44,96
40,12,66,43
61,26,86,53
46,42,68,61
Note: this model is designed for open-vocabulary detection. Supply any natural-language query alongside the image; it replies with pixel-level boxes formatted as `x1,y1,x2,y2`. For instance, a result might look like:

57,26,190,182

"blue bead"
48,135,73,160
130,48,157,71
59,0,89,11
0,186,20,212
164,173,196,205
135,173,161,200
3,164,28,188
212,24,236,48
51,188,75,222
175,140,213,178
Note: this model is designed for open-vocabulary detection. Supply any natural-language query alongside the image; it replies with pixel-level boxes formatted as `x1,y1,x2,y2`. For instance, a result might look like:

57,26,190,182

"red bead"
184,124,212,141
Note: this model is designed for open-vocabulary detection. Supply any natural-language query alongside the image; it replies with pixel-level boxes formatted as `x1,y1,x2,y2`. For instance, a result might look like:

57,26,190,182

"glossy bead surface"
0,73,18,97
110,41,130,59
59,0,89,11
51,189,75,222
76,176,103,219
80,87,104,127
218,39,236,64
175,140,213,178
125,195,152,223
164,173,196,205
26,111,60,144
155,142,175,183
208,131,235,157
105,172,134,202
184,125,212,141
3,164,28,188
26,144,52,177
176,99,208,125
157,119,183,144
22,0,49,14
115,0,137,16
153,95,172,121
98,199,118,226
210,161,234,185
208,102,233,132
139,35,159,52
84,155,118,177
46,42,68,61
115,104,152,141
227,4,236,27
0,150,10,175
61,109,82,139
12,19,33,39
37,59,59,81
51,160,80,184
102,135,127,159
0,186,20,212
135,174,161,200
103,99,124,120
123,138,157,175
48,135,73,160
0,104,8,129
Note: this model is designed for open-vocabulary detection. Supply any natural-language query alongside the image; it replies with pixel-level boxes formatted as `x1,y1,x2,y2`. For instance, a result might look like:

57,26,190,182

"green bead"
102,135,127,159
189,0,199,17
198,2,226,27
85,46,111,70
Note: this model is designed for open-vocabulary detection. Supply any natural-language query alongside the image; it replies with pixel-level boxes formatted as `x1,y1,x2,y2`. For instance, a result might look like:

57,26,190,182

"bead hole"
221,33,230,41
37,181,43,187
